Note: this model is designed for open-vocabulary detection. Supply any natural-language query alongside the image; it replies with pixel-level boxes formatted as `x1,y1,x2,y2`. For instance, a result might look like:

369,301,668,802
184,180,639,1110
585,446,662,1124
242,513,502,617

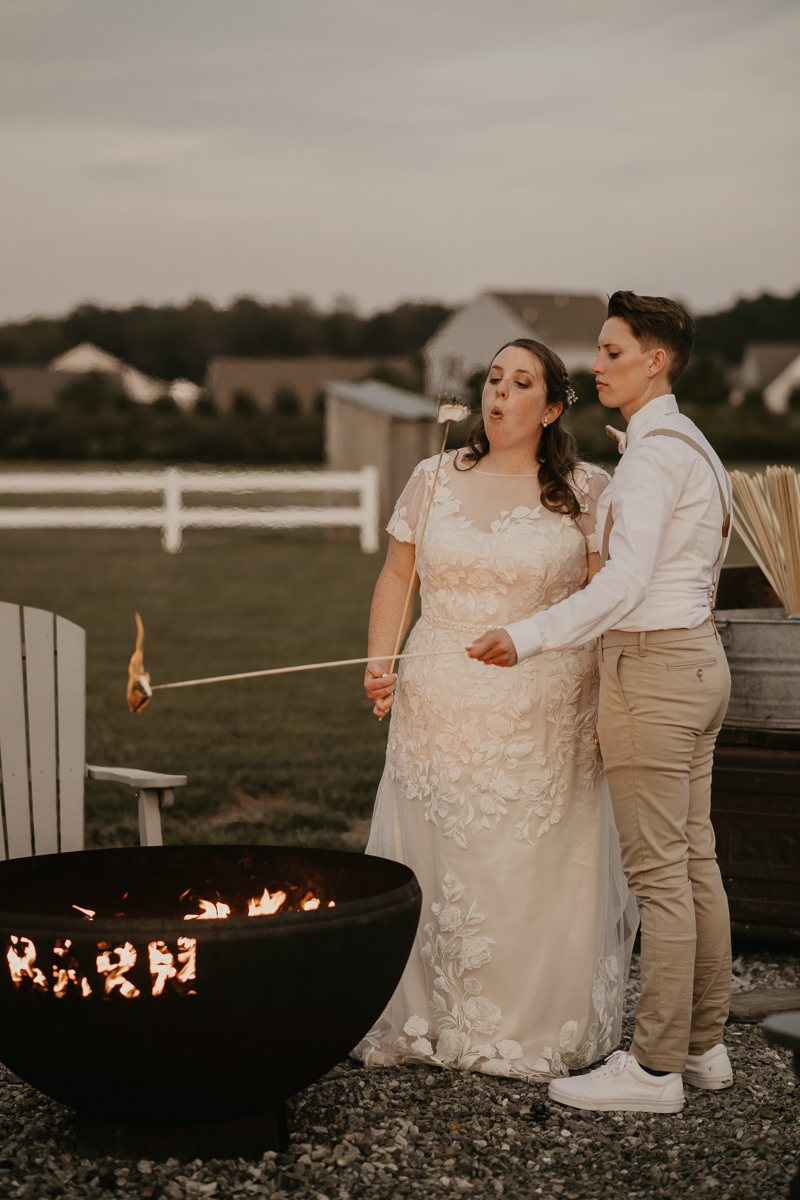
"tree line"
0,289,797,387
0,297,453,384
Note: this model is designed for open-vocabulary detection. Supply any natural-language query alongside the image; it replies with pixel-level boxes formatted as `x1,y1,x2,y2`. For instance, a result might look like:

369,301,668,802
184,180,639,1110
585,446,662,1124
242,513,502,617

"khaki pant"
596,618,732,1073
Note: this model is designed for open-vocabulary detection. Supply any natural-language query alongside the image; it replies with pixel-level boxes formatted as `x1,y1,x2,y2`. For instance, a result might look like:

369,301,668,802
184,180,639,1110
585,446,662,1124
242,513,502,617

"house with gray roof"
735,342,800,412
424,290,607,396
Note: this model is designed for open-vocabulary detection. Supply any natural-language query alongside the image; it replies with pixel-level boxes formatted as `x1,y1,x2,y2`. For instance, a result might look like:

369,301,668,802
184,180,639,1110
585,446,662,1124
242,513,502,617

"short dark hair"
607,291,695,384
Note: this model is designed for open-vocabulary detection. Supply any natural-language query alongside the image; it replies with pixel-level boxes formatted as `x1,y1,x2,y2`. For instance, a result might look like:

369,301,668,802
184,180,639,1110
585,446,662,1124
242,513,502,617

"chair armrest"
86,765,188,789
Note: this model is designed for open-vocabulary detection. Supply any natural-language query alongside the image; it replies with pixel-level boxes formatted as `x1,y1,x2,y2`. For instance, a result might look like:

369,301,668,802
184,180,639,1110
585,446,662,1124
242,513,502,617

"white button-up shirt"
505,394,732,661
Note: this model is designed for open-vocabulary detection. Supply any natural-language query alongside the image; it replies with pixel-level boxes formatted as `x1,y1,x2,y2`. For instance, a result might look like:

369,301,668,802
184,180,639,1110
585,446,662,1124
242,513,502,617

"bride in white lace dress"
353,339,638,1081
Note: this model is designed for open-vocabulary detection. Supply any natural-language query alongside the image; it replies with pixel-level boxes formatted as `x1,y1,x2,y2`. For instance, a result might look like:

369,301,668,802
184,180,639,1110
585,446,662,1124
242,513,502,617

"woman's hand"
467,628,518,667
364,660,398,719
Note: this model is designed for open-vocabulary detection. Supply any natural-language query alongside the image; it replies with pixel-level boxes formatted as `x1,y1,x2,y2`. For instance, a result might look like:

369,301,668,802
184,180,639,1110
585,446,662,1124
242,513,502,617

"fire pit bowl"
0,844,420,1148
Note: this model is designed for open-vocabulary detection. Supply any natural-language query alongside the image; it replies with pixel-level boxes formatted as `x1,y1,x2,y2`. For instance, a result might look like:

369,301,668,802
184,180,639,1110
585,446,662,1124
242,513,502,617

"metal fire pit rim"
0,844,421,938
0,885,421,942
721,717,800,731
715,608,793,622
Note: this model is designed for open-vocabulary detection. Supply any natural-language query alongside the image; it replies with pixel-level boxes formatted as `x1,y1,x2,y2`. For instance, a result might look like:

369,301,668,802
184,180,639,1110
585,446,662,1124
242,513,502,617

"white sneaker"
682,1044,733,1091
548,1051,684,1113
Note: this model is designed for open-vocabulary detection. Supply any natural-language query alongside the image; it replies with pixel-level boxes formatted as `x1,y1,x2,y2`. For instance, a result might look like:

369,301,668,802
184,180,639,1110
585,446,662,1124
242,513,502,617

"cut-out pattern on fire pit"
0,845,421,1129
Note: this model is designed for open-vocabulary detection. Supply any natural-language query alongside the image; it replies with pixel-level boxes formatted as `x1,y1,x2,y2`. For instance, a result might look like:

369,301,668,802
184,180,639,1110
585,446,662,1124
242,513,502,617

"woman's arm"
364,536,418,718
586,550,602,585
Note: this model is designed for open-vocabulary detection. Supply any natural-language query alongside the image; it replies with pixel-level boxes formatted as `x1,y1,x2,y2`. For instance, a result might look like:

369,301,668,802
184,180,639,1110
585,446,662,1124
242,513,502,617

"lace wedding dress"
353,450,639,1081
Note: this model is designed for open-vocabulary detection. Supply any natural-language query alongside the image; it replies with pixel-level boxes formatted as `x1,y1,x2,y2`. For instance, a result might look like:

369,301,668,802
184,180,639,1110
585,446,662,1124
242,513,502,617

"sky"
1,0,798,322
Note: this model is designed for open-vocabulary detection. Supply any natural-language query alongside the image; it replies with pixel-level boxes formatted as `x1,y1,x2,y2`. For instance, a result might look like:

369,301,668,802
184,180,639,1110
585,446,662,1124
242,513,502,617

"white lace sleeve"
387,462,429,544
573,463,612,555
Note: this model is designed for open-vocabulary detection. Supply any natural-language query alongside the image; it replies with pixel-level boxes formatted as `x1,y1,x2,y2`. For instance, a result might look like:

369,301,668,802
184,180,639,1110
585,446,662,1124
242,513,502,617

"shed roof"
326,379,436,420
490,291,606,343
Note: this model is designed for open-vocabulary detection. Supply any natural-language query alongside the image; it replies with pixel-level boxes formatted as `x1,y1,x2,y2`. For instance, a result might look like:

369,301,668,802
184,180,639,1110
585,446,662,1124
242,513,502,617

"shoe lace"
591,1050,630,1080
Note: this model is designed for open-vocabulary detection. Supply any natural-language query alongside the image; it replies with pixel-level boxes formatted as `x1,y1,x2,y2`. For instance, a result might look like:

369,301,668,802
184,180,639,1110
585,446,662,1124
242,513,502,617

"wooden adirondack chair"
0,602,186,856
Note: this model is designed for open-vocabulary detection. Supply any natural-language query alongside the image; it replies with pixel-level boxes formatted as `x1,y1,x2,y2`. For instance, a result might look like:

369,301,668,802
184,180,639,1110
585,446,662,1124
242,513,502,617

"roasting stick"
149,649,464,692
127,620,470,713
374,398,471,721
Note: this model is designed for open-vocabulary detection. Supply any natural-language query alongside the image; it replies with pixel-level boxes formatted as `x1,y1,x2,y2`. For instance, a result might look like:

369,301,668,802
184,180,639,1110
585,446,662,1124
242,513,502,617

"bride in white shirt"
353,338,638,1081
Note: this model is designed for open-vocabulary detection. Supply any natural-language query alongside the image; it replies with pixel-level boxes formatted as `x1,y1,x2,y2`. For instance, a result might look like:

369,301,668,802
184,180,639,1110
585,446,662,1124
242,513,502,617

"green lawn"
0,526,390,851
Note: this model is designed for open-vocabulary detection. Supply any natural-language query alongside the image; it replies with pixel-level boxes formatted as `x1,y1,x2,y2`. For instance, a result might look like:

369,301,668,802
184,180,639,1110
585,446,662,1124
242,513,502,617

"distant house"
324,380,440,535
734,343,800,413
50,343,167,404
0,343,199,409
424,291,607,396
206,356,412,415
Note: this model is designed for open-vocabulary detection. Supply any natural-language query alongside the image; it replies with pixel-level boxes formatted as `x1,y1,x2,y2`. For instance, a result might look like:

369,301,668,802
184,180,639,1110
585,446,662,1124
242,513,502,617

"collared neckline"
625,394,678,446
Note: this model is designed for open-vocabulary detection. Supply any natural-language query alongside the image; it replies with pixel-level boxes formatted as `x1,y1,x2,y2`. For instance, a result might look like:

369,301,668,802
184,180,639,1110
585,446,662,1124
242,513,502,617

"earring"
543,419,548,427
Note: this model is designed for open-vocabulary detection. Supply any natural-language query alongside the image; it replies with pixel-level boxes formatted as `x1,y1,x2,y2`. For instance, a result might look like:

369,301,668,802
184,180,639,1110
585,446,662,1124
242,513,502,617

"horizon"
3,281,800,330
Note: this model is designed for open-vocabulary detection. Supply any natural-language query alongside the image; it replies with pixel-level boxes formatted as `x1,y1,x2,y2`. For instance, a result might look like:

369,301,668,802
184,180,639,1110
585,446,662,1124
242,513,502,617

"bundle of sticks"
730,466,800,615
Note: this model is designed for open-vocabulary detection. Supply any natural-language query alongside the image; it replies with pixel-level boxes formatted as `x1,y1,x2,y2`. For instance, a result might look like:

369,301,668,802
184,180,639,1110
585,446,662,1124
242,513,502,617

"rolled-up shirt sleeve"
504,445,691,660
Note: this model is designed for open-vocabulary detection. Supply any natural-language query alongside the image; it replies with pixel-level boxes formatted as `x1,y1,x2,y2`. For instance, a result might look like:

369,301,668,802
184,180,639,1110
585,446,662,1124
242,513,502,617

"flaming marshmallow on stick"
127,613,153,713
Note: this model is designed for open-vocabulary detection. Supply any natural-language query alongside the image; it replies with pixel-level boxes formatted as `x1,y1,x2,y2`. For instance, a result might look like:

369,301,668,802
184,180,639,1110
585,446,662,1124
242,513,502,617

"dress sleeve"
386,461,429,544
573,464,612,555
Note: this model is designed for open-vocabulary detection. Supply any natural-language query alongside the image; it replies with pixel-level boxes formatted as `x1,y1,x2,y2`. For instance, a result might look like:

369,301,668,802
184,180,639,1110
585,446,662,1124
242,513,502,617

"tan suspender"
599,428,733,608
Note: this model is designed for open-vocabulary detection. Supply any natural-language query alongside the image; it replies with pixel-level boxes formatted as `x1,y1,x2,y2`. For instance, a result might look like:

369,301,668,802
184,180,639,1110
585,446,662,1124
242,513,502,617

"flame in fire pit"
182,889,334,918
53,939,92,998
96,942,141,998
7,933,195,999
72,905,95,920
7,936,48,993
184,900,232,921
148,937,197,995
248,888,287,916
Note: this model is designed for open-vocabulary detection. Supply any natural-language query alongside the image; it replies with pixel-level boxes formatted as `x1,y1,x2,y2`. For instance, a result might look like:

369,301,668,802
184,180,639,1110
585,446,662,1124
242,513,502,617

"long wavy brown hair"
455,339,582,519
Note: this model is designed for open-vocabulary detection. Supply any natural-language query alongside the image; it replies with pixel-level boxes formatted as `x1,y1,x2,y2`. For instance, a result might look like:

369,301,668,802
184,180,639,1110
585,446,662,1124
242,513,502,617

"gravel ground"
1,951,797,1200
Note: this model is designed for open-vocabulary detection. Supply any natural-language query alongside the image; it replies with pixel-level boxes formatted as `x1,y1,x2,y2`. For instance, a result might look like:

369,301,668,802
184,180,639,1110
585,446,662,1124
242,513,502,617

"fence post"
360,465,380,553
162,468,184,554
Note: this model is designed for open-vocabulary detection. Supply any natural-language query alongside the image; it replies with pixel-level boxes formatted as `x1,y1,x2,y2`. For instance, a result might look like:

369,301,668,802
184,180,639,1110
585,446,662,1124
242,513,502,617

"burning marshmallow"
436,398,471,424
127,612,153,713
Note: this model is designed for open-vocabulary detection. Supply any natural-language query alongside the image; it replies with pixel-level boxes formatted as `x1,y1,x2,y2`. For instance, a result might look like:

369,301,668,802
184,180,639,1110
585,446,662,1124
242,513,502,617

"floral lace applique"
358,875,622,1080
515,645,602,844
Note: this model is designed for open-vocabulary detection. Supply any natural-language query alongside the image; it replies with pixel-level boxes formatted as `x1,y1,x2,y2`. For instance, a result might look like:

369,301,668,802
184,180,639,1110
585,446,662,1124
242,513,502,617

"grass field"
0,452,759,854
0,525,392,851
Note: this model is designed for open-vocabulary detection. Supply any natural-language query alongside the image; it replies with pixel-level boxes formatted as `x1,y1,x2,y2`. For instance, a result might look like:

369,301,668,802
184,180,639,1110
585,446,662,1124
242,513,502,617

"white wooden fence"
0,466,381,553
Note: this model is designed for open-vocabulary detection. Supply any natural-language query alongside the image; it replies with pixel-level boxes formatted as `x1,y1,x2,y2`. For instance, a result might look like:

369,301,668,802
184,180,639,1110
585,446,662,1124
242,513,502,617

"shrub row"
567,400,800,463
1,399,799,467
0,406,324,464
